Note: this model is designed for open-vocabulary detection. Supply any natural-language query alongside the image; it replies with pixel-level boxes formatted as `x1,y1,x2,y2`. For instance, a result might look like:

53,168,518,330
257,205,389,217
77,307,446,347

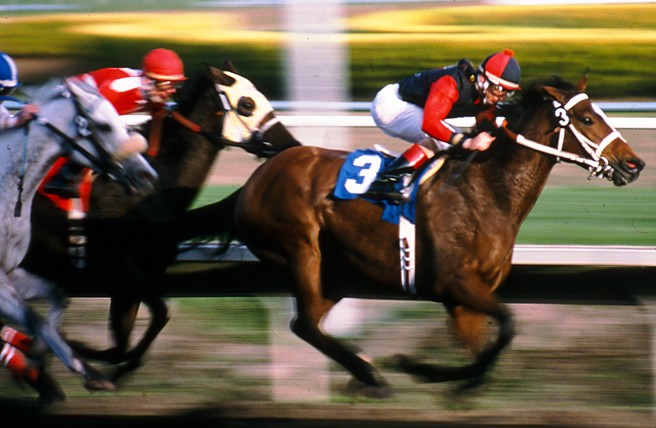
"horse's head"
510,75,645,186
43,78,157,193
208,62,301,157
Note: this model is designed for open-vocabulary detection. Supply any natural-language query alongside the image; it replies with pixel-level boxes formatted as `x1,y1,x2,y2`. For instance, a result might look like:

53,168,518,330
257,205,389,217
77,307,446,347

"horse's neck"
490,121,556,224
159,115,221,208
1,125,63,215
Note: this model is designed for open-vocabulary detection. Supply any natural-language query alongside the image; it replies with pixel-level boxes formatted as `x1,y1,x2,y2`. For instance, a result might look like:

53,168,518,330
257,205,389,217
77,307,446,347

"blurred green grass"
3,3,656,100
193,185,655,246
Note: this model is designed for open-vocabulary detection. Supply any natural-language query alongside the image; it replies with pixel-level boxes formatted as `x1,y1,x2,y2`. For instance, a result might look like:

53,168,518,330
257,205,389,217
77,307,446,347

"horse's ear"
539,85,570,106
223,59,238,74
65,77,98,109
206,64,236,86
576,68,589,92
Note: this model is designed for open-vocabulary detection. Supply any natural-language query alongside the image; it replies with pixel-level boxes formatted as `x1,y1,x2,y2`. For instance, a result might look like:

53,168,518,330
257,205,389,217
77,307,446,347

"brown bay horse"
212,76,645,395
21,63,300,381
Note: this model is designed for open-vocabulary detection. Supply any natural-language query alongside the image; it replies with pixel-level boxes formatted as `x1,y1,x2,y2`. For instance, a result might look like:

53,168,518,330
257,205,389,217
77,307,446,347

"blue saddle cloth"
333,149,419,225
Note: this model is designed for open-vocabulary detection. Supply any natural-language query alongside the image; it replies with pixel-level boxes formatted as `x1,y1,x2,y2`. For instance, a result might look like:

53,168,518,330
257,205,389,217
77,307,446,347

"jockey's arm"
423,76,496,152
422,76,459,143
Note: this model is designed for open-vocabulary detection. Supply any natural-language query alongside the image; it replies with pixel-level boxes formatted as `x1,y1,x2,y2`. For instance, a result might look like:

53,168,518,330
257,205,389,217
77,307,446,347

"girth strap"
147,108,167,157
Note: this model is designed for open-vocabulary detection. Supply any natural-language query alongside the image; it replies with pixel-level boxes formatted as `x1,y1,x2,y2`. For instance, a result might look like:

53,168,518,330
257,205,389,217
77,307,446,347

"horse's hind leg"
287,251,391,398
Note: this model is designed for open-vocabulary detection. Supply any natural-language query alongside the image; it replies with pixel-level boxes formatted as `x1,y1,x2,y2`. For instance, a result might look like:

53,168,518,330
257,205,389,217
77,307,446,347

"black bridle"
14,84,130,216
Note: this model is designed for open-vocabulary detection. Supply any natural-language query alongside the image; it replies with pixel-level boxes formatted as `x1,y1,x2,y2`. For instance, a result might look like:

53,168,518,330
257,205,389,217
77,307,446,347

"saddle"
333,146,449,295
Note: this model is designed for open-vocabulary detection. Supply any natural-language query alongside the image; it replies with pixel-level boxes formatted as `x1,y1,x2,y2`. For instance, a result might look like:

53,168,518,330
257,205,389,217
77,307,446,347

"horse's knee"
450,307,490,355
145,298,169,328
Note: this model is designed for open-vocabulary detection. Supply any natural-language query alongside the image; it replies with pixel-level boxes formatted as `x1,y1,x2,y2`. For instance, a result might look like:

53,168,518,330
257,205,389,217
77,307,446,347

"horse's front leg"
9,267,69,348
67,293,139,364
395,271,515,388
112,293,169,381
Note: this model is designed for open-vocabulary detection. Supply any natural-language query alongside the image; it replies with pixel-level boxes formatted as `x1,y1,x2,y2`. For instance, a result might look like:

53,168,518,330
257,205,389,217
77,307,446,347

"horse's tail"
172,188,242,244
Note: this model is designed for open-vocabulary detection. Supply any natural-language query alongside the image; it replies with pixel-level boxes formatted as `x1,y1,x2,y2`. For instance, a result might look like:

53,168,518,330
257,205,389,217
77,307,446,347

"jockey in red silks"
368,49,521,204
43,48,187,197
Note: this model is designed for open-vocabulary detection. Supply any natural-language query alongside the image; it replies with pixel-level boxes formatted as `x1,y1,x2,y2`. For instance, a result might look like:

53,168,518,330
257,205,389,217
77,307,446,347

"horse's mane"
499,76,577,131
21,78,65,104
174,70,212,116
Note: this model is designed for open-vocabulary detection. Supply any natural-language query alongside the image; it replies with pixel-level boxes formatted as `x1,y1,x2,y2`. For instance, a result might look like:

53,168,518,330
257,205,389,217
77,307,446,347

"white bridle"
512,92,624,181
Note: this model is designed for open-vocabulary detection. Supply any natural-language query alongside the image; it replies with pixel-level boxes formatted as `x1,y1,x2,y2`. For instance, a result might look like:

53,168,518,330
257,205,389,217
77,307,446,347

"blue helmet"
0,52,20,91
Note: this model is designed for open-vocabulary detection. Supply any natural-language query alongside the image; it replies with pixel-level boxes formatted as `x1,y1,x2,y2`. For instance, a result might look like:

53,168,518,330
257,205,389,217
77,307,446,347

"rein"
502,93,619,180
36,115,119,175
12,102,122,217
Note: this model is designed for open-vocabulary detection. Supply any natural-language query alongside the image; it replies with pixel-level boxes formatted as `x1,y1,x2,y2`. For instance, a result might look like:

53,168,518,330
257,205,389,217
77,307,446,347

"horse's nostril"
625,159,645,173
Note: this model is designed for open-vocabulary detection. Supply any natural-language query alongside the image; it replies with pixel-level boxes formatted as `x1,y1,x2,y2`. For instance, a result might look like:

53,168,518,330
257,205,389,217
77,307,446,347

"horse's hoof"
346,378,394,399
80,361,116,392
84,378,116,392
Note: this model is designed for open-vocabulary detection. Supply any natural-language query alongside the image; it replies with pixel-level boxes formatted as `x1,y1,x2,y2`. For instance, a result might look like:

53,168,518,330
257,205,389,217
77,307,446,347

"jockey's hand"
16,104,39,126
462,131,495,151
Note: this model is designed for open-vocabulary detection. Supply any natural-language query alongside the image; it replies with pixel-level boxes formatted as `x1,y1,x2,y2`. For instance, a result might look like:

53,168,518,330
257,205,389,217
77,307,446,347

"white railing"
176,243,656,267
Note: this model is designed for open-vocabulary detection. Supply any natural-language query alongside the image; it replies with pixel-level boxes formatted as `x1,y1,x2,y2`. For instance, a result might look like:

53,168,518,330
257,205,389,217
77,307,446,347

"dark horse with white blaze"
193,75,644,395
21,63,300,380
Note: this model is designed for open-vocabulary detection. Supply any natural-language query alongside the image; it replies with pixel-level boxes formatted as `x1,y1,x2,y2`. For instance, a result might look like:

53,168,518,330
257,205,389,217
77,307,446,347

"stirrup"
365,174,412,205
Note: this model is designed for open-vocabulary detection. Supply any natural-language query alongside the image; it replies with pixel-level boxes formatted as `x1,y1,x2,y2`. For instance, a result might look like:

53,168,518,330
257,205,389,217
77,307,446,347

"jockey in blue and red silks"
369,49,521,204
43,48,187,197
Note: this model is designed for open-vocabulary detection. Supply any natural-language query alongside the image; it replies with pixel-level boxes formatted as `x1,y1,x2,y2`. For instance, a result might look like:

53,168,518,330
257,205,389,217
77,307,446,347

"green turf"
193,185,655,246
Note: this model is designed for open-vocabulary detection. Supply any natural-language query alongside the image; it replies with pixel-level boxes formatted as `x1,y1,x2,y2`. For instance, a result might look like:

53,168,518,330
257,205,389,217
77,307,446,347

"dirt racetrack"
1,295,654,428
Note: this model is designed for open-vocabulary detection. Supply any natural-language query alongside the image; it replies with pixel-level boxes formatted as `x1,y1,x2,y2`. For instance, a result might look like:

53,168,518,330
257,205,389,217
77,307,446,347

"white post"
284,0,352,149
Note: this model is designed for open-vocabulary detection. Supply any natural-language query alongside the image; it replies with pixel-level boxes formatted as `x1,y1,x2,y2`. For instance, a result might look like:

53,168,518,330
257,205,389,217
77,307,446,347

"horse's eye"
580,116,593,126
237,97,255,117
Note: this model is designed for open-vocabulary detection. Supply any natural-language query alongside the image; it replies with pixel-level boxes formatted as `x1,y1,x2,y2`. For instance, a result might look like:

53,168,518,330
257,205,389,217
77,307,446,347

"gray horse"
0,78,156,400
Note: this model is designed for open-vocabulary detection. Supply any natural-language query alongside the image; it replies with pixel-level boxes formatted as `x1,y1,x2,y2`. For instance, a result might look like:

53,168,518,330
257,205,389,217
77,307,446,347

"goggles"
151,79,181,92
487,81,515,99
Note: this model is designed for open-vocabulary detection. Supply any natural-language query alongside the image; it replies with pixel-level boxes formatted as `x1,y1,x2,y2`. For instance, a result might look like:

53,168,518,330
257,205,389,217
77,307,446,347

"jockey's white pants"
370,84,451,151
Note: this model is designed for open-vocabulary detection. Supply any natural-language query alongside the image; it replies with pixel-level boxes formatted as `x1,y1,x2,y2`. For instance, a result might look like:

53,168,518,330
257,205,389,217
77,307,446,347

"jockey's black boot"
43,161,85,198
366,143,432,205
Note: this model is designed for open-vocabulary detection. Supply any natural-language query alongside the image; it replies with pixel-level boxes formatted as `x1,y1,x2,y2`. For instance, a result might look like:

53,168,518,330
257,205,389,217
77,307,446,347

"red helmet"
142,48,186,81
480,49,521,91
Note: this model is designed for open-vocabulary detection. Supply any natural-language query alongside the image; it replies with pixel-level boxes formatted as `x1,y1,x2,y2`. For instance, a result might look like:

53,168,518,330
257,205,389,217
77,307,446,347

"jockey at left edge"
0,52,39,130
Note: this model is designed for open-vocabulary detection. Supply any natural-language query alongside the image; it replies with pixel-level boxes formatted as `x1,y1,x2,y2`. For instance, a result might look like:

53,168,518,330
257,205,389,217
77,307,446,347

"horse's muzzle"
611,157,645,186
